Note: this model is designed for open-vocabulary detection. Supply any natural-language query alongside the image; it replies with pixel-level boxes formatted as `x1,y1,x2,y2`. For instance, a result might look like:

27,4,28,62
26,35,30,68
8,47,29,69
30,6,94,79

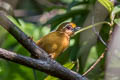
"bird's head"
56,22,80,36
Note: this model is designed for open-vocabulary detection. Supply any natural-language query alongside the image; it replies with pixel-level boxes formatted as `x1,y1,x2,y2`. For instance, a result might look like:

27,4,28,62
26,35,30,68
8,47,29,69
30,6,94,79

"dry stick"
0,13,86,80
82,52,105,76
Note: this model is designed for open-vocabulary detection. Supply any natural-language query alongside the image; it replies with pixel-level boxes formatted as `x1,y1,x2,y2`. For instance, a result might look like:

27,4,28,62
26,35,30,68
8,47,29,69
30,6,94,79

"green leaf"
98,0,113,12
63,61,75,69
111,5,120,14
44,62,75,80
114,18,120,26
110,5,120,25
7,16,21,27
44,76,58,80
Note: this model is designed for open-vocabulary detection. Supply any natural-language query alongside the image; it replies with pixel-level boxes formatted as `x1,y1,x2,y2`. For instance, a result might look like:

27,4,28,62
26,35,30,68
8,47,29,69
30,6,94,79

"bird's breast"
55,32,70,52
36,31,70,58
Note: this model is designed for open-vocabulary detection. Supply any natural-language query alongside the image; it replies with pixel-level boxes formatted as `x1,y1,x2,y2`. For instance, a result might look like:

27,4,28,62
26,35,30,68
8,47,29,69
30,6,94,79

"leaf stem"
74,21,110,36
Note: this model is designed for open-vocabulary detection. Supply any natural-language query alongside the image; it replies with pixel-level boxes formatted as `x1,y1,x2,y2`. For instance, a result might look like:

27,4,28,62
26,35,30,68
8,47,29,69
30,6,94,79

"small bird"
36,22,80,59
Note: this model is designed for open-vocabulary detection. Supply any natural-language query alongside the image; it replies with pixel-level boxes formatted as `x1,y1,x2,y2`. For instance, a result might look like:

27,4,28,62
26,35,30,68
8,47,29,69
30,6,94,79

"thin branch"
82,52,105,76
0,13,87,80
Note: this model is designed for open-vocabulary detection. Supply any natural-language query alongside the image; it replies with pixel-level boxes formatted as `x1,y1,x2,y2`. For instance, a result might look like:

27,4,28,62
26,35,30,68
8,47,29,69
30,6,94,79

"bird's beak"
73,27,81,32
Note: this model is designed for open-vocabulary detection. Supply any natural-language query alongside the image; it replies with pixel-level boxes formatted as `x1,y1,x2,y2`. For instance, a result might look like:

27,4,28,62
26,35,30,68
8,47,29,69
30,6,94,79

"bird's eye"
66,25,72,30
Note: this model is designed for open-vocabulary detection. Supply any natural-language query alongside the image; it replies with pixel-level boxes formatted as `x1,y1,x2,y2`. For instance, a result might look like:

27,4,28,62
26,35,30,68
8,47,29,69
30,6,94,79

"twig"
0,13,87,80
91,12,107,46
74,21,110,36
82,52,105,76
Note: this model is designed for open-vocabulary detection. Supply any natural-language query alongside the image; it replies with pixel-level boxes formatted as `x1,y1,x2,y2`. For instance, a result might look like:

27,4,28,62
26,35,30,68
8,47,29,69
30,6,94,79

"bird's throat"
63,32,70,41
57,31,70,40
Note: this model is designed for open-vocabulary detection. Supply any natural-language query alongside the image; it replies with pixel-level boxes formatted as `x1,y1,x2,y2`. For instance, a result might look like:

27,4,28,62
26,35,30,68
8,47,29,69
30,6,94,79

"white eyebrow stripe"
63,24,72,29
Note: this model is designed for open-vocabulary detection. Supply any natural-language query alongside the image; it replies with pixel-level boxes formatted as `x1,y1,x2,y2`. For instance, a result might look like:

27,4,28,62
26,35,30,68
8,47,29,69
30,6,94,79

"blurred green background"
0,0,118,80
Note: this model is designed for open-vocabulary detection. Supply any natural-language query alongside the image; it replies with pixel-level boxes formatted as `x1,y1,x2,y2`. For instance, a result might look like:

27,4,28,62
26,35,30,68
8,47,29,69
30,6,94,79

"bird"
36,22,80,59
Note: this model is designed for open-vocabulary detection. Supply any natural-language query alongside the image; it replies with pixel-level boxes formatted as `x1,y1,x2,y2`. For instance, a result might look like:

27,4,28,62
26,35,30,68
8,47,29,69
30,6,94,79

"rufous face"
63,22,80,36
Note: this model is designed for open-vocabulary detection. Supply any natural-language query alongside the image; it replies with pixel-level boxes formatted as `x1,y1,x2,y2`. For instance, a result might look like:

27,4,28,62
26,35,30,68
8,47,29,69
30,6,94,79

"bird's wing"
36,32,58,54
